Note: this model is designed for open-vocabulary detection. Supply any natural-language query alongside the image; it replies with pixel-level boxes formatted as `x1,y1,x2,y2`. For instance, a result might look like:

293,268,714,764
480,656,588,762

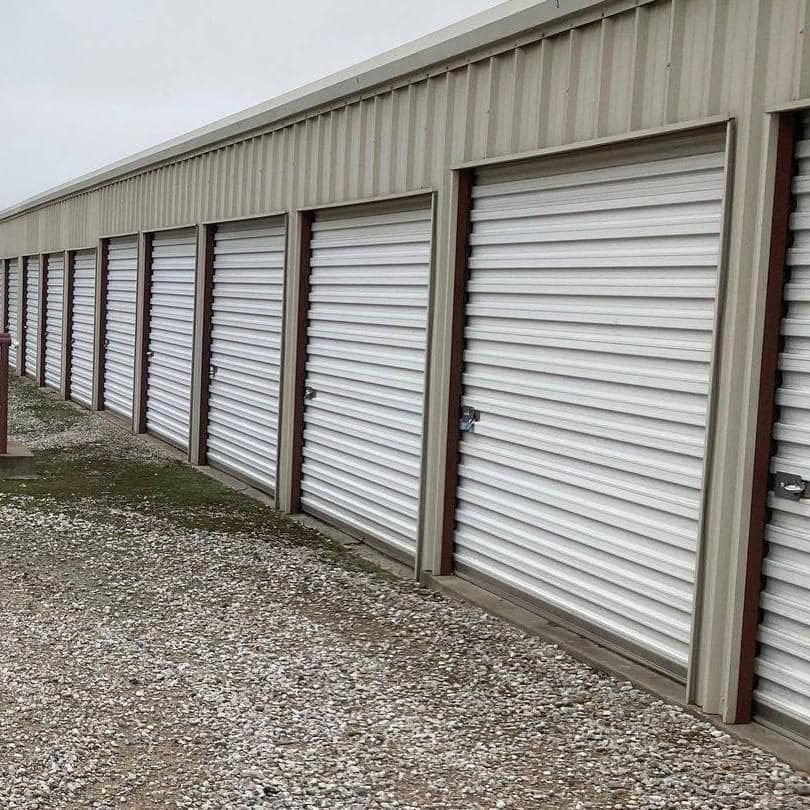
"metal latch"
304,386,316,400
774,471,807,500
459,405,480,433
209,364,218,380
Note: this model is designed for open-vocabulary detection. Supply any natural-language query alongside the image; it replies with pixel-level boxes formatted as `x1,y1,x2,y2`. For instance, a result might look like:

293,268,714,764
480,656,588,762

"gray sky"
0,0,503,210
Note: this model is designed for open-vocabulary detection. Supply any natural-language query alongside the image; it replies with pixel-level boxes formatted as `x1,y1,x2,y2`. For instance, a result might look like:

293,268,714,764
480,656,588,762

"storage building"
1,0,809,756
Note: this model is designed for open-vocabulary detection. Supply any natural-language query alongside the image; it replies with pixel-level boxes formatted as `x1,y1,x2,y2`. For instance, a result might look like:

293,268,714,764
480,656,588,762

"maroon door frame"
93,239,109,410
735,112,798,723
438,170,474,576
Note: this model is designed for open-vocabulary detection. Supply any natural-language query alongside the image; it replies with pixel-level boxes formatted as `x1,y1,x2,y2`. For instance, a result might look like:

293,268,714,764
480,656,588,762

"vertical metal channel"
134,232,153,434
741,111,810,741
686,119,737,697
439,171,474,575
43,253,65,392
61,251,74,400
144,227,197,450
413,192,439,578
70,249,97,408
191,224,215,465
205,217,286,493
93,240,109,410
735,113,797,724
289,212,314,513
15,257,25,375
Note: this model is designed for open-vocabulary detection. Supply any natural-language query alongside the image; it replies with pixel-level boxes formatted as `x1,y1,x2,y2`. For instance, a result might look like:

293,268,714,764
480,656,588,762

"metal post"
0,333,10,455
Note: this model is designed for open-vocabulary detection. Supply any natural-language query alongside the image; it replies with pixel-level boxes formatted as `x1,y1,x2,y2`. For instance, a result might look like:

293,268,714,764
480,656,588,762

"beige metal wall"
0,0,761,253
3,0,810,724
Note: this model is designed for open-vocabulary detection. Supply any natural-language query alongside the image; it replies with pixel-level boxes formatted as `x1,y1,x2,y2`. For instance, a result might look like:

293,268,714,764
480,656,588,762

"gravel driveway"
0,378,808,809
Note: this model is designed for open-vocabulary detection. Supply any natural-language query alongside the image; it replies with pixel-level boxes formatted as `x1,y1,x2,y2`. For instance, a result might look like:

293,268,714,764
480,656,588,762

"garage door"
0,263,5,342
70,249,96,408
299,203,432,561
103,236,138,420
145,228,196,450
206,218,285,492
23,257,40,379
753,116,810,738
44,254,64,391
452,132,728,676
6,259,18,371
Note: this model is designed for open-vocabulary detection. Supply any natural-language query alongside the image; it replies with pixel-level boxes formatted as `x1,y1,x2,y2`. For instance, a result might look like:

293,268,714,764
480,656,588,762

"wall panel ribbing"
0,0,760,256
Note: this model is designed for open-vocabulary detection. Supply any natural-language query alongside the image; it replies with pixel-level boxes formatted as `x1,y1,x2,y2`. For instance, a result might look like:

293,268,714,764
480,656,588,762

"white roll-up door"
753,116,810,736
452,133,727,676
6,259,18,371
206,219,285,492
300,203,432,560
44,254,64,391
0,264,5,338
23,257,40,379
103,236,138,420
145,228,196,450
70,249,97,408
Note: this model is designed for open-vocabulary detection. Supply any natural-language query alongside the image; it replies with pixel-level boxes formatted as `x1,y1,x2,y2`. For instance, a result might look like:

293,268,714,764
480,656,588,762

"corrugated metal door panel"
23,257,40,379
44,254,64,391
754,116,810,735
70,249,96,408
300,205,431,560
454,145,727,675
7,259,18,371
146,228,196,449
206,219,285,492
103,236,138,420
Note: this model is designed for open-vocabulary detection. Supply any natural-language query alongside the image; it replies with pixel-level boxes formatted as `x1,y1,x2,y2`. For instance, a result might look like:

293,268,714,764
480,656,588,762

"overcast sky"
0,0,503,210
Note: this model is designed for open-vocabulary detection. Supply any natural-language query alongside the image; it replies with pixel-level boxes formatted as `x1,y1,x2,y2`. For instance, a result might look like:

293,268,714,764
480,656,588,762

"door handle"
775,471,807,500
460,405,480,433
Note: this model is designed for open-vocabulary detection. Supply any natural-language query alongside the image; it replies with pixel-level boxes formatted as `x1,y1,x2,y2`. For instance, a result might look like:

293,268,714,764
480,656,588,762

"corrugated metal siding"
453,136,727,673
103,237,138,419
44,254,64,390
753,117,810,734
145,228,196,449
23,258,39,378
300,204,431,559
6,259,18,371
70,249,96,407
0,0,756,252
206,218,285,492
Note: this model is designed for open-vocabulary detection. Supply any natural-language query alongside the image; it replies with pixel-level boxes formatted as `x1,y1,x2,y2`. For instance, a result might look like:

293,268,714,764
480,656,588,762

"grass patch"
3,380,397,578
0,443,281,534
8,381,84,434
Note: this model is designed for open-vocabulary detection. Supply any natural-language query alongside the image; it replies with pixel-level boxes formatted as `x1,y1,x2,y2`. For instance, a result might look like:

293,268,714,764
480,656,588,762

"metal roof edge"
0,0,604,222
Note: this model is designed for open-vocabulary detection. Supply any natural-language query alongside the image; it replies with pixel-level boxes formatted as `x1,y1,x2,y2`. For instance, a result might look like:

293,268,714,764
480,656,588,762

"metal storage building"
2,0,810,756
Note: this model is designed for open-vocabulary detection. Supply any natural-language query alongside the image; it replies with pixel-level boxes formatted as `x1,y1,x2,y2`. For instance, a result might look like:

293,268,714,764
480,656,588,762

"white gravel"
1,379,809,809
